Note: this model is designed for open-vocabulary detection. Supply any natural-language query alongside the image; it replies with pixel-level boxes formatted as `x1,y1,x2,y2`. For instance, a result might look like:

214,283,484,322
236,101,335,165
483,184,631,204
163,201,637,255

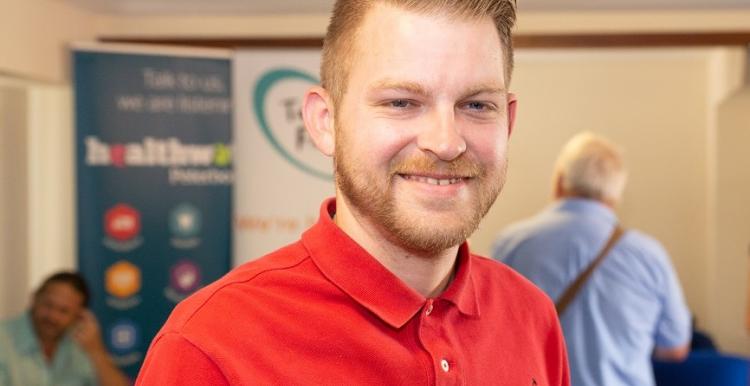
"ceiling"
65,0,750,14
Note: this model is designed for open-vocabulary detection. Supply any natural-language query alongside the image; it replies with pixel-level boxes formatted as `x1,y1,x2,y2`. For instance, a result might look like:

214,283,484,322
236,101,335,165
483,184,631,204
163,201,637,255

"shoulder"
158,241,312,334
490,210,565,260
0,316,14,337
471,254,556,313
0,318,16,357
618,229,671,264
0,315,29,353
493,215,545,244
471,254,563,346
612,229,683,291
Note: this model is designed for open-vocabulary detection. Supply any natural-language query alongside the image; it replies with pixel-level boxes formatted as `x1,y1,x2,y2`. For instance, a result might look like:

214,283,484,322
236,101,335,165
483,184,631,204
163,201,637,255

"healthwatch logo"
84,136,231,168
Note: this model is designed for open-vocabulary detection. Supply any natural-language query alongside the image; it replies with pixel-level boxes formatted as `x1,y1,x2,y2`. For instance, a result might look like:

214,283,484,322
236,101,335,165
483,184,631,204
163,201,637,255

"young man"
0,272,129,386
493,132,691,386
137,1,570,384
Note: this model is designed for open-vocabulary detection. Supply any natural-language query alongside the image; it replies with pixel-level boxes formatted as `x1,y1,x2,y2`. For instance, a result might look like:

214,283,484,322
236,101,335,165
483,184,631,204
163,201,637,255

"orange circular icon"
105,261,141,298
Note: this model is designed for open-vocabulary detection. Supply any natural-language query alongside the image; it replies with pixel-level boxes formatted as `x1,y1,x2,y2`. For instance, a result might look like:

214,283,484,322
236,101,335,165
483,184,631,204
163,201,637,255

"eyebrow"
367,79,432,98
458,85,507,100
367,79,506,100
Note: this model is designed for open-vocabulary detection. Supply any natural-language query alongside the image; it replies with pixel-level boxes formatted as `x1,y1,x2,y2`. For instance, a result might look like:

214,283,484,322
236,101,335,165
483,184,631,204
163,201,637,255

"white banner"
232,49,334,266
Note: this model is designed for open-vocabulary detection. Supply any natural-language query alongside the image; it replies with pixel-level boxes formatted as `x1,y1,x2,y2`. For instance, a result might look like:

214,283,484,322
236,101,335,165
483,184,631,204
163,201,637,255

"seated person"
0,271,129,386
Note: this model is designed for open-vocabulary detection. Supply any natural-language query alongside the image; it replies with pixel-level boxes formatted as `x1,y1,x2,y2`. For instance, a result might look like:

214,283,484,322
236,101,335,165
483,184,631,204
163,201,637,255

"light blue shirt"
492,198,691,386
0,313,96,386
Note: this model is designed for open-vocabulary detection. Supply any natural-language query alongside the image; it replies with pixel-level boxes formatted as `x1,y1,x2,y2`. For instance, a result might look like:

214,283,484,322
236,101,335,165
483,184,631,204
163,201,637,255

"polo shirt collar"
302,198,480,329
440,242,481,318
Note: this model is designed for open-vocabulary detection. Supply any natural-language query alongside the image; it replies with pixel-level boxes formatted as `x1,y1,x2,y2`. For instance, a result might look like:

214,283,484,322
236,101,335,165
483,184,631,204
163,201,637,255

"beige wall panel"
0,84,29,318
474,48,711,323
0,0,98,82
26,85,76,290
715,88,750,355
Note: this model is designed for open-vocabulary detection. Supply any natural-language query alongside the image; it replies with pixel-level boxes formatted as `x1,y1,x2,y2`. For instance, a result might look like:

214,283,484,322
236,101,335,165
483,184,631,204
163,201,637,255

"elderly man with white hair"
492,132,691,386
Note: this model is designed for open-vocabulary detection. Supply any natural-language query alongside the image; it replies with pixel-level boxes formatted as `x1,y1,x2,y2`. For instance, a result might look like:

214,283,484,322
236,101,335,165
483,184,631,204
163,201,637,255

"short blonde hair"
320,0,517,107
553,132,628,203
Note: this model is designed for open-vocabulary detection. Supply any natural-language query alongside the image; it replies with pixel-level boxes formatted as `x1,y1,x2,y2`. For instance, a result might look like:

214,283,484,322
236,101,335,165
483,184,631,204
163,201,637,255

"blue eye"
467,102,486,110
390,99,410,108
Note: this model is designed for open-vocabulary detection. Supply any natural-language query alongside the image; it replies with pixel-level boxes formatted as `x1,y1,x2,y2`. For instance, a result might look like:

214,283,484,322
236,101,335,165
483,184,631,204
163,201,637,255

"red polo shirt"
137,199,569,386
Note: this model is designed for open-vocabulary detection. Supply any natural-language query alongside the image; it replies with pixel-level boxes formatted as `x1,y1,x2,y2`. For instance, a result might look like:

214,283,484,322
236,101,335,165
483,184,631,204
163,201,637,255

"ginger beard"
334,126,507,255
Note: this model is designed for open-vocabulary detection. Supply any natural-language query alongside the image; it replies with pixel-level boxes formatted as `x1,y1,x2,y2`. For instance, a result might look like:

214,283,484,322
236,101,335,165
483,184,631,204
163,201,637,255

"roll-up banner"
74,43,232,379
233,49,334,265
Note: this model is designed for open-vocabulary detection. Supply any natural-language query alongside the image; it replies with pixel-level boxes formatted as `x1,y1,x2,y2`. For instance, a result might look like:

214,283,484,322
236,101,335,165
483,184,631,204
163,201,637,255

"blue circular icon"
109,320,139,353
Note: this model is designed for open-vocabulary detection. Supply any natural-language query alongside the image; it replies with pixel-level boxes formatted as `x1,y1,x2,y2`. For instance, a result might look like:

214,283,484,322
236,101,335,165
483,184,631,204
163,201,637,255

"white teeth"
403,175,462,185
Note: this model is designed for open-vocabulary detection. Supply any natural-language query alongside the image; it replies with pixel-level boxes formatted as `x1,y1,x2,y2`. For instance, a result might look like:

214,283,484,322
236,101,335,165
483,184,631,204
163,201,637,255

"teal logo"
253,68,333,181
169,203,201,238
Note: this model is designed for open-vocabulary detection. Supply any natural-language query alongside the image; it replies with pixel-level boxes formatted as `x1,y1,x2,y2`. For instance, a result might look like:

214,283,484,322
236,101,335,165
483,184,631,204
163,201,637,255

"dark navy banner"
74,45,232,380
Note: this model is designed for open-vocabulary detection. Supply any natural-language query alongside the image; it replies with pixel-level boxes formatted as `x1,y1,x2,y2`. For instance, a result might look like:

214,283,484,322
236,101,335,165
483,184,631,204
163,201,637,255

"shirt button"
425,301,434,316
440,359,450,372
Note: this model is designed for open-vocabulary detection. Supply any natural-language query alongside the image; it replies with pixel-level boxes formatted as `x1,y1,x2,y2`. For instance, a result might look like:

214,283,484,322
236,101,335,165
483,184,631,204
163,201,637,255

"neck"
38,337,59,362
557,193,616,209
334,197,458,298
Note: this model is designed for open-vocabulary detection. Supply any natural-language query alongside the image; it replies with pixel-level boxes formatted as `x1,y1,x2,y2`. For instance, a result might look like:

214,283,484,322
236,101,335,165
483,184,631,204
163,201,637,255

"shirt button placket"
420,299,455,383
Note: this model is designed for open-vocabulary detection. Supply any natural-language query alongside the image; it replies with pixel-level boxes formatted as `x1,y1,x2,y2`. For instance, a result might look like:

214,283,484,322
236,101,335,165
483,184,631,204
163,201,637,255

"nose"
416,106,466,161
48,309,66,325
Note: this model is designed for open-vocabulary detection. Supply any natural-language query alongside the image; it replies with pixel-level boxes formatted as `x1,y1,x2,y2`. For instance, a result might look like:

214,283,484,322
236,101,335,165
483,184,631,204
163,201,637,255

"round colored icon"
169,203,201,238
105,260,141,298
109,320,138,352
170,260,201,294
104,204,141,241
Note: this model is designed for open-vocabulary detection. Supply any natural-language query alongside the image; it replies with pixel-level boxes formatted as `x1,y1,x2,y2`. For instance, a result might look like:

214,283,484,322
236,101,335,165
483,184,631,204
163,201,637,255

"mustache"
390,155,481,178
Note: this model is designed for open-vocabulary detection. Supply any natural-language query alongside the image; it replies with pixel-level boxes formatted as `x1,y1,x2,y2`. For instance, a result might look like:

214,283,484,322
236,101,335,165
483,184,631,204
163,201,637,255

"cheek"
347,121,415,167
466,129,507,164
33,305,49,318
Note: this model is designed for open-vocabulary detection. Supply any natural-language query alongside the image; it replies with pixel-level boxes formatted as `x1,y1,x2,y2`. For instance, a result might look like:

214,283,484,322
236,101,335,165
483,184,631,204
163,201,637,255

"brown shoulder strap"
555,225,625,316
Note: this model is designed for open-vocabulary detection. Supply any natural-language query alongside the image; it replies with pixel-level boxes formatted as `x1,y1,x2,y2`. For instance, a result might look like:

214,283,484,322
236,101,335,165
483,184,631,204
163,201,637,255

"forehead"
348,4,506,92
38,282,84,308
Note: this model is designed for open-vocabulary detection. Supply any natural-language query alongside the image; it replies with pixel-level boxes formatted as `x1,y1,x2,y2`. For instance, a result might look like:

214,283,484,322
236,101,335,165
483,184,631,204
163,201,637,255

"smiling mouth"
400,174,465,186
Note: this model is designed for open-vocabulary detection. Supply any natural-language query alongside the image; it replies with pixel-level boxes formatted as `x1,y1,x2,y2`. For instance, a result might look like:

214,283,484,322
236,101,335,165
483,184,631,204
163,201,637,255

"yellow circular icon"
105,261,141,298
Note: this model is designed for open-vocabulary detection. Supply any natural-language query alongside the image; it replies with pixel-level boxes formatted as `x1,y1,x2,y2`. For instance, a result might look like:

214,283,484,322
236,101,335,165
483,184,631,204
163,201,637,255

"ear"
506,93,518,138
553,172,564,199
302,86,335,157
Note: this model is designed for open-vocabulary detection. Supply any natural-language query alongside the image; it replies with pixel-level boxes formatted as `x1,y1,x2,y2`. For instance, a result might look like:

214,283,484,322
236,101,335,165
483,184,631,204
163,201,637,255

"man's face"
333,4,515,254
31,282,84,342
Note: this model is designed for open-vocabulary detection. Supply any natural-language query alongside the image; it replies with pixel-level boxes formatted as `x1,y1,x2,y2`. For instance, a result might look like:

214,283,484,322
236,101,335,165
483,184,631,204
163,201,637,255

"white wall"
26,85,77,290
0,82,29,317
0,78,75,318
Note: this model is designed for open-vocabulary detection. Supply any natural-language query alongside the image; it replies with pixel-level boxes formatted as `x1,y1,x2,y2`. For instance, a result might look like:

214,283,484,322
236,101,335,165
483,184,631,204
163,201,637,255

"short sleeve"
136,333,228,386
